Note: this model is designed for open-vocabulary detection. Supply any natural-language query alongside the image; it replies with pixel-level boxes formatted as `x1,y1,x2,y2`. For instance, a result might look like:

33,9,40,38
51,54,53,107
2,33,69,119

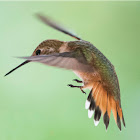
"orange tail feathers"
110,96,126,130
85,82,125,131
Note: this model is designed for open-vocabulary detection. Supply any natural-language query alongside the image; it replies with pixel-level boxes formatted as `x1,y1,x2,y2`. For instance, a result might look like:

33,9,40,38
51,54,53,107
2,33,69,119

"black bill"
4,60,30,76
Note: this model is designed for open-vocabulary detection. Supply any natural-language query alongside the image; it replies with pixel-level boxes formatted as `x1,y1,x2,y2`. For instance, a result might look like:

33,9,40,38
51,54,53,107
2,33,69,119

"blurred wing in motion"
20,52,93,73
36,13,81,40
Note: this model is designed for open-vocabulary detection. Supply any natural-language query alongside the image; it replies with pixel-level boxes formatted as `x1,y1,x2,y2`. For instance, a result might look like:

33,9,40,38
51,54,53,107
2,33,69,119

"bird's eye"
36,49,41,55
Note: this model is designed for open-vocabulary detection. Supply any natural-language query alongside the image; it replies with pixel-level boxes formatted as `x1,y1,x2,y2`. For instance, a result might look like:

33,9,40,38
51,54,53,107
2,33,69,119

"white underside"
73,71,83,81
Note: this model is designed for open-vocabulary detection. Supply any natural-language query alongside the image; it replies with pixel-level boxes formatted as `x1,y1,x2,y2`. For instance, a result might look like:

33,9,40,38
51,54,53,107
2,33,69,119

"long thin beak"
4,60,30,77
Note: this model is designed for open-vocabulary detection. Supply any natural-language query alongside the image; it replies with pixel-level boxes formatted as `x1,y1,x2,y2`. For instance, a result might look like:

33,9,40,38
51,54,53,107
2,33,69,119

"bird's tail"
85,82,125,130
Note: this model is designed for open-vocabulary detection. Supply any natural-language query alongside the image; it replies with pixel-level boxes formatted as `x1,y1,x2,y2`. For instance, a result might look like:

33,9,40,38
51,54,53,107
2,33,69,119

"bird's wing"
36,13,81,40
20,51,94,72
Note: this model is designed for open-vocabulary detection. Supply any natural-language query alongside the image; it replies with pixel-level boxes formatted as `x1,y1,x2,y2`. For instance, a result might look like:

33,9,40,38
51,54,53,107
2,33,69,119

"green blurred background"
0,1,140,140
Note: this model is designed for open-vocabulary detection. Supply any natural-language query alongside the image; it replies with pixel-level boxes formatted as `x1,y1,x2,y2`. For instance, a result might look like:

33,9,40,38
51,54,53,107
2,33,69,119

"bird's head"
32,39,64,56
4,39,64,76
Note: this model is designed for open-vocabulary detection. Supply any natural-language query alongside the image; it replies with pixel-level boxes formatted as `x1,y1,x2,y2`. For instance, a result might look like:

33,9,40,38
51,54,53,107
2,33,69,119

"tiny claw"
67,84,76,88
80,88,86,94
68,84,86,94
73,79,83,83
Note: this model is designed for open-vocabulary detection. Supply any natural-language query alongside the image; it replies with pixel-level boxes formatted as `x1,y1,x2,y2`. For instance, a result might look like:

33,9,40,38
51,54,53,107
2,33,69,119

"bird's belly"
73,71,101,89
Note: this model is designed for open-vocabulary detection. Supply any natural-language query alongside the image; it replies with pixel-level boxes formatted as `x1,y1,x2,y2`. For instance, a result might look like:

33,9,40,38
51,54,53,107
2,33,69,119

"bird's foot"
68,84,86,94
67,84,81,88
73,79,83,83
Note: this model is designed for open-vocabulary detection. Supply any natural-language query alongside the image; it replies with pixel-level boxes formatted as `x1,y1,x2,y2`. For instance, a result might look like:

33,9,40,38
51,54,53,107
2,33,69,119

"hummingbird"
5,14,125,131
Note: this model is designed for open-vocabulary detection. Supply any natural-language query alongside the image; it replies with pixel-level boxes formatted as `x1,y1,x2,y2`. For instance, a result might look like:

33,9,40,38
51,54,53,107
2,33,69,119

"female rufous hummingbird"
5,14,125,131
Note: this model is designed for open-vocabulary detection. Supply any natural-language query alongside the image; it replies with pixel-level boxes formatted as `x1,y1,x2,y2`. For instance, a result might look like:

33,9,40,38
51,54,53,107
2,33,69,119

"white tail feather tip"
94,120,99,126
88,110,94,118
85,100,90,109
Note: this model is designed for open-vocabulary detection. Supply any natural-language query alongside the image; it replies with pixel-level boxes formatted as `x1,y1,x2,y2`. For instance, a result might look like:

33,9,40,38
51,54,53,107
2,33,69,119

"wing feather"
20,52,94,72
36,14,81,40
